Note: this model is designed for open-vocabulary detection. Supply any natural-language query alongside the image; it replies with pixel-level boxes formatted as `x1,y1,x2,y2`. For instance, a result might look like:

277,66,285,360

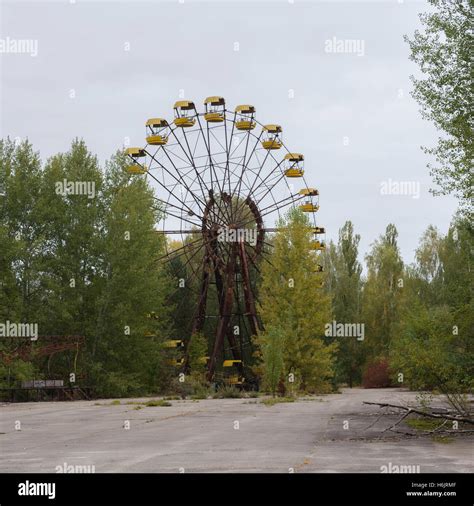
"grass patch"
212,386,243,399
133,405,142,410
261,397,296,407
431,435,454,444
109,400,121,406
301,397,325,402
144,400,172,407
244,391,259,398
406,418,444,431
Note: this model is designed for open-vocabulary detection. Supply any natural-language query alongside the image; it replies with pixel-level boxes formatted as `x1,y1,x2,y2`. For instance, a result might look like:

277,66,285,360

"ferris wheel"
125,96,326,384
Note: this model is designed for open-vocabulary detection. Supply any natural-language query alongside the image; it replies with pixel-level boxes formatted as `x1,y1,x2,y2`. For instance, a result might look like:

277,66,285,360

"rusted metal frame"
206,244,237,381
238,241,261,335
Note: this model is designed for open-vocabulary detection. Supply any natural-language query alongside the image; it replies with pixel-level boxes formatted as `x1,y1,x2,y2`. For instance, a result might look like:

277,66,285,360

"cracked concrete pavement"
1,388,472,473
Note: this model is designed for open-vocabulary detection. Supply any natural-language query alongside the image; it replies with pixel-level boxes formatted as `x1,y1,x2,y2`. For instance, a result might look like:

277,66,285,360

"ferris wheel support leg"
184,255,212,372
212,257,244,374
190,255,212,335
207,252,237,382
238,241,261,336
226,327,243,366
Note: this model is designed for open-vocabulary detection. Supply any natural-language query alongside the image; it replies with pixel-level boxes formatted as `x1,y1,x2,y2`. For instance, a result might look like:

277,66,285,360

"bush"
362,358,393,388
165,373,211,399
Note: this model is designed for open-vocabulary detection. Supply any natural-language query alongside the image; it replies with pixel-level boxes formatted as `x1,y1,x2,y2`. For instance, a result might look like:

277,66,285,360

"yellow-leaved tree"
256,208,337,394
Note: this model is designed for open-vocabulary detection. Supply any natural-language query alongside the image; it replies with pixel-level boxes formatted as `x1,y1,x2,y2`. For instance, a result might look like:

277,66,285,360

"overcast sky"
0,0,459,264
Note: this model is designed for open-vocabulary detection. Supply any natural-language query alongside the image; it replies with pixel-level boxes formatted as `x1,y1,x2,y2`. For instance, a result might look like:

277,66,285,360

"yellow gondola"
299,188,319,197
312,227,326,235
125,147,147,174
224,375,245,386
167,358,185,366
163,340,184,349
310,241,326,251
284,153,304,177
146,118,169,145
223,359,242,367
126,164,147,175
300,202,319,213
235,104,256,130
174,100,196,127
261,124,282,150
314,264,324,272
204,96,225,122
285,168,304,177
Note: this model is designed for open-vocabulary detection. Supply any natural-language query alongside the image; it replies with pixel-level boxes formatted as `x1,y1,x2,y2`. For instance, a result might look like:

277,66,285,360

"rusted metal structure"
0,335,88,401
0,335,84,365
125,97,325,384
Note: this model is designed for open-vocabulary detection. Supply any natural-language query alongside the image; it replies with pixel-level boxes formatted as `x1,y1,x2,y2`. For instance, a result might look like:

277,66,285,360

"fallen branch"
383,411,411,433
363,411,387,430
363,401,474,425
428,419,448,433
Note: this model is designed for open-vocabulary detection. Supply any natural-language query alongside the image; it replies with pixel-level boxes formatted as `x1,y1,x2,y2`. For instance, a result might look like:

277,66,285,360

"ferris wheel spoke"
156,234,205,263
169,127,212,211
151,199,202,227
159,142,193,166
177,243,209,284
242,240,283,279
255,142,309,210
146,169,204,221
151,148,207,214
167,259,211,311
223,112,236,197
162,243,213,290
208,124,228,155
243,151,286,204
259,193,305,218
225,159,252,193
227,128,260,223
152,205,202,229
231,142,277,222
180,126,231,226
145,162,203,220
250,175,297,214
196,115,233,225
209,127,236,225
235,193,302,233
230,130,264,223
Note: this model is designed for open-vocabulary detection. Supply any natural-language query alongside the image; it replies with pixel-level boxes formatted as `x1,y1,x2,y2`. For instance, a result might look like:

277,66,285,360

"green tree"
0,139,44,387
406,0,473,213
0,139,43,323
32,140,106,380
324,221,364,387
90,151,173,396
390,217,473,414
362,224,404,361
0,139,177,397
